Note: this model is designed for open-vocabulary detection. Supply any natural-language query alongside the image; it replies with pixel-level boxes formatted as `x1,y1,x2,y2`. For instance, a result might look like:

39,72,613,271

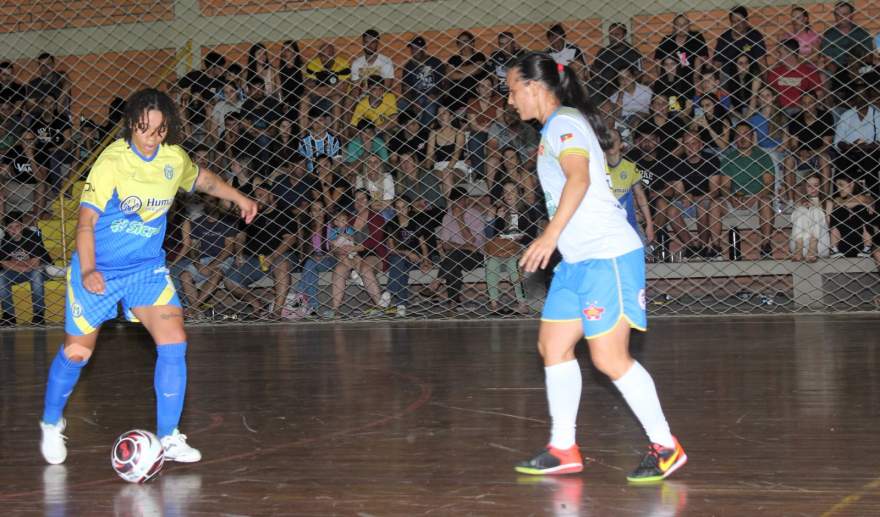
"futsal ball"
111,429,165,483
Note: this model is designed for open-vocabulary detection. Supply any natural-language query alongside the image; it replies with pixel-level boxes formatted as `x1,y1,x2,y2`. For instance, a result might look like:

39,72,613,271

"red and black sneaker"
514,444,583,475
626,437,687,483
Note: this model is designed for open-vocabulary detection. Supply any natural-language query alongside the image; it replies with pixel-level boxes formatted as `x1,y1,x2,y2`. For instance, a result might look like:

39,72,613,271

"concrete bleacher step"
683,207,792,232
38,218,77,264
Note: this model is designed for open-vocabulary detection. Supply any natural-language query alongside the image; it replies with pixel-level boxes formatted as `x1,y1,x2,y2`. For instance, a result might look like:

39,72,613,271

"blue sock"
155,342,187,438
42,346,88,425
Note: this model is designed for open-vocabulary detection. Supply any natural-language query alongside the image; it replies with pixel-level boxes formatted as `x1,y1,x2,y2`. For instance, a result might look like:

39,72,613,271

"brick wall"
198,0,421,17
0,0,174,34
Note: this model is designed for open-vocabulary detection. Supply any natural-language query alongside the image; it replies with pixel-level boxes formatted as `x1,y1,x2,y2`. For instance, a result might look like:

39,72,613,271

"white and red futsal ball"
111,429,165,483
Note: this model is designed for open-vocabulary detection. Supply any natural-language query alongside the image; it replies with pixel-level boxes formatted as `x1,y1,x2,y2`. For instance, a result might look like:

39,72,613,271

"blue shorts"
65,256,181,336
541,247,647,339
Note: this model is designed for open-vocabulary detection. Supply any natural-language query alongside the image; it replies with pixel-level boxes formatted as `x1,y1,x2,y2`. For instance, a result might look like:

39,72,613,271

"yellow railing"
58,40,194,268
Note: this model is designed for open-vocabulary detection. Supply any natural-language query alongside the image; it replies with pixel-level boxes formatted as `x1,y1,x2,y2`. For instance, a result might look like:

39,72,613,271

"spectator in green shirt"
820,2,874,71
721,122,777,258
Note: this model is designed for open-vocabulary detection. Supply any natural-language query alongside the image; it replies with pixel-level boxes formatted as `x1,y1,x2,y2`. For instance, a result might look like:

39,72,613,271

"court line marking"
820,476,880,517
0,369,431,501
429,402,546,424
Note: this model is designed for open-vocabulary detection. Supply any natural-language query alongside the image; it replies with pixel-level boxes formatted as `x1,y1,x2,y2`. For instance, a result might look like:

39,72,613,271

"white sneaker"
349,270,364,286
161,430,201,463
40,419,68,465
379,291,391,308
396,304,407,318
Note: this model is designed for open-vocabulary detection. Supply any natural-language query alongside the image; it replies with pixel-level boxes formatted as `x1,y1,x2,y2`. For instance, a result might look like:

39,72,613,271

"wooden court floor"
0,314,879,516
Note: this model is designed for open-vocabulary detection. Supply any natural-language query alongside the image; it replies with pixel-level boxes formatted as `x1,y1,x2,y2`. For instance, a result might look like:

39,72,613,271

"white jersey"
537,107,642,261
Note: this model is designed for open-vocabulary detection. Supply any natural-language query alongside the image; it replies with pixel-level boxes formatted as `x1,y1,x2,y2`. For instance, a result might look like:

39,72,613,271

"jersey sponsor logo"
583,303,605,321
560,133,574,142
146,198,173,211
163,164,174,180
110,219,161,238
83,182,93,192
119,196,143,215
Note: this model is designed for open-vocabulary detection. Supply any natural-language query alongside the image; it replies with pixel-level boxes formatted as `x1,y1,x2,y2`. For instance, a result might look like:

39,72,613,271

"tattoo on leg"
159,312,183,320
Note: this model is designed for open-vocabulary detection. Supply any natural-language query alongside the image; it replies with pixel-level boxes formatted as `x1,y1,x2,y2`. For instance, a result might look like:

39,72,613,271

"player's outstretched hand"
237,196,258,224
519,232,558,273
82,270,106,295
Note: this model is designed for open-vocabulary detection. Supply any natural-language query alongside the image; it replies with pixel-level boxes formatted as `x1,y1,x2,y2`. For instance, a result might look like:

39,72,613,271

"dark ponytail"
510,51,613,151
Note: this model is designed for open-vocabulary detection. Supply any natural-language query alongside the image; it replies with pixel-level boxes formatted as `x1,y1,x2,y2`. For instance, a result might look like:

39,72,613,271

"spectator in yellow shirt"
351,76,398,130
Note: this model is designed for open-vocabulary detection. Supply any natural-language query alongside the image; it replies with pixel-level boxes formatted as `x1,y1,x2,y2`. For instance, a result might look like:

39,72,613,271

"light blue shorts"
65,255,181,336
541,247,647,339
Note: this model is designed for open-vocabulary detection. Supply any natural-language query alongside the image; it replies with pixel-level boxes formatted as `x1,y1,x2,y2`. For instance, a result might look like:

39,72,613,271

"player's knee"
589,350,631,380
64,343,93,362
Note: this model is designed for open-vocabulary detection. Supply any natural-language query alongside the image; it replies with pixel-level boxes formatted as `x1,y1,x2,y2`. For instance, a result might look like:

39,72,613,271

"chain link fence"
0,0,878,327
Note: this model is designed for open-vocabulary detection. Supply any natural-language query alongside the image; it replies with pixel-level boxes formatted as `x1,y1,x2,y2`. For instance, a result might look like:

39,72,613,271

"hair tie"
557,63,565,75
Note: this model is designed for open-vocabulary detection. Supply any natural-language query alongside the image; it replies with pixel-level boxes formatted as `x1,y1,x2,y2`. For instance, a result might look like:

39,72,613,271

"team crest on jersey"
164,164,174,180
120,195,143,215
560,133,574,142
583,303,604,321
538,144,544,155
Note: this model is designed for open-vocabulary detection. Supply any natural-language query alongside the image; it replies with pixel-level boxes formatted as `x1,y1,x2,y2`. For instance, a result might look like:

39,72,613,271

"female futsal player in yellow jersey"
39,89,257,465
506,53,686,482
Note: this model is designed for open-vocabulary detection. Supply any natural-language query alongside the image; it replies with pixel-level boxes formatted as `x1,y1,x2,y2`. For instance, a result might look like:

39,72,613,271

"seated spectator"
2,129,44,216
605,129,654,242
746,87,787,183
672,130,728,259
545,23,587,75
224,156,259,198
279,40,305,126
402,36,445,126
486,31,524,96
725,53,761,116
654,14,708,86
356,153,394,214
790,175,830,261
642,93,687,155
693,96,732,156
350,188,388,290
169,198,237,318
483,181,543,314
241,77,284,164
713,6,767,78
209,81,244,139
445,31,487,112
226,184,296,319
298,110,342,172
767,39,822,115
0,61,26,107
652,56,694,112
269,153,318,212
820,2,874,75
487,109,540,164
394,151,445,211
388,111,429,163
193,51,227,102
72,118,100,173
313,155,351,211
325,207,386,318
215,111,255,163
828,174,875,258
29,93,71,195
304,42,351,122
610,67,652,122
693,66,731,113
786,7,822,58
437,188,486,310
593,23,645,102
28,53,71,112
345,121,389,163
427,106,467,197
720,122,776,258
293,199,335,315
385,197,434,316
225,63,247,101
247,43,281,98
832,79,880,197
464,77,503,177
0,210,50,325
486,146,537,206
785,91,834,194
350,75,397,130
350,29,395,90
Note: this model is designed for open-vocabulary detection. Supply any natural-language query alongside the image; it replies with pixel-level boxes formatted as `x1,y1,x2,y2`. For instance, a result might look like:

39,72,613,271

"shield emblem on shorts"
72,302,83,318
164,165,173,180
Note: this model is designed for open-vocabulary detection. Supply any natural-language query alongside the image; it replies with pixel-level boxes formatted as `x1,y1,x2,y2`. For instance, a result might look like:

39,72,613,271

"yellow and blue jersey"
78,139,199,278
606,158,642,231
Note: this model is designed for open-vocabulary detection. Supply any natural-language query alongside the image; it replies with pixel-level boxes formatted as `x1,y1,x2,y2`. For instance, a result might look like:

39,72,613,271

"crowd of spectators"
1,3,880,321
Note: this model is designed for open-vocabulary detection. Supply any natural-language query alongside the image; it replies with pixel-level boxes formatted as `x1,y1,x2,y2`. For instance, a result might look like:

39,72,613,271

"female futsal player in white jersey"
506,52,686,482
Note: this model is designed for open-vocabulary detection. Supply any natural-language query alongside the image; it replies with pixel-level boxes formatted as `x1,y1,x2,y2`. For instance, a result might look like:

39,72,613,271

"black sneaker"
514,445,583,476
627,437,687,483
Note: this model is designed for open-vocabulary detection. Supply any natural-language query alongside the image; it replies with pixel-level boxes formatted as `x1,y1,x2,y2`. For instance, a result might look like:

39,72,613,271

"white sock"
613,361,675,449
545,359,582,450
